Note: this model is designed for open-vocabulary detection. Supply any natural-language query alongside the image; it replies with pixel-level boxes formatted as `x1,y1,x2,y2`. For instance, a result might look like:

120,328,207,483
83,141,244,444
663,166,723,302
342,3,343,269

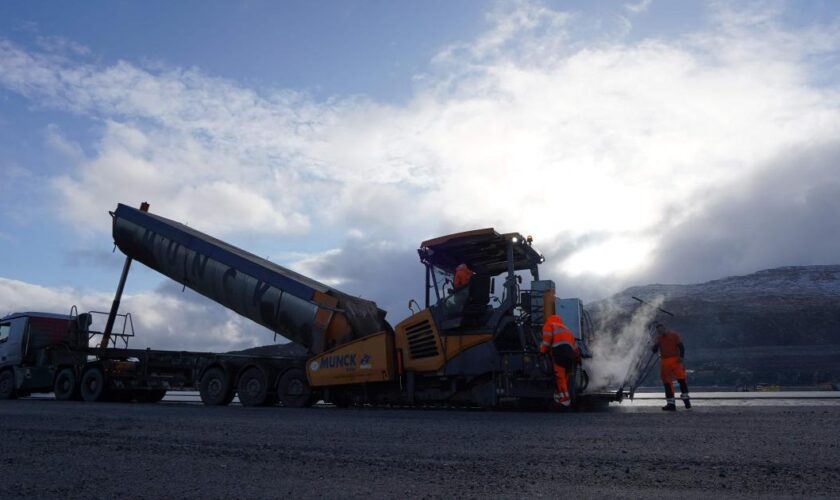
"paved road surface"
1,400,838,499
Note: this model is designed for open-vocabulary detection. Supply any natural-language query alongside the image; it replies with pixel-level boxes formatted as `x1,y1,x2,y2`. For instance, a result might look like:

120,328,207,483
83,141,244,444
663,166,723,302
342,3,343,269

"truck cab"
0,315,27,370
0,312,88,399
418,228,545,336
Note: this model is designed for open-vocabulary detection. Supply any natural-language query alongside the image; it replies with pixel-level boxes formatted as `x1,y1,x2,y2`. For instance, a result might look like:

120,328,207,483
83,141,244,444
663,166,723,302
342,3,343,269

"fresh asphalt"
1,399,838,499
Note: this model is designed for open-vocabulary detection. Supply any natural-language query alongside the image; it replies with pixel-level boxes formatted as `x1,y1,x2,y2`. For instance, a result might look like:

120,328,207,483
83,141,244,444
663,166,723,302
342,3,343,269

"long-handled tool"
617,297,676,399
631,296,674,317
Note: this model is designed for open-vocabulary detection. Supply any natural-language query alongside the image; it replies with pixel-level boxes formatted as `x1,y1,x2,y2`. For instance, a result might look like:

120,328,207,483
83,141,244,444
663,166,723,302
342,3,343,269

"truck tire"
80,367,108,402
54,368,80,401
199,368,234,406
277,368,311,408
0,370,17,400
237,367,269,407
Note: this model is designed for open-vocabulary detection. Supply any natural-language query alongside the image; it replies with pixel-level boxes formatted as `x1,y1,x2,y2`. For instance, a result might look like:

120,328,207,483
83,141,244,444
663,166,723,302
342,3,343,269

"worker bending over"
653,322,691,411
540,314,579,406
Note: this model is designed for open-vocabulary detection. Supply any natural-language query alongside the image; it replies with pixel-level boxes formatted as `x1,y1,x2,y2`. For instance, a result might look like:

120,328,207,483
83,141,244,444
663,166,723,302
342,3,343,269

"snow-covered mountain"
588,265,840,387
613,265,840,304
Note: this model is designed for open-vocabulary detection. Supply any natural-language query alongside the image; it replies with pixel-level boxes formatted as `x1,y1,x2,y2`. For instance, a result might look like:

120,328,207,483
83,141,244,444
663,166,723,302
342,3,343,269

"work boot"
681,393,692,409
553,392,561,403
661,403,676,411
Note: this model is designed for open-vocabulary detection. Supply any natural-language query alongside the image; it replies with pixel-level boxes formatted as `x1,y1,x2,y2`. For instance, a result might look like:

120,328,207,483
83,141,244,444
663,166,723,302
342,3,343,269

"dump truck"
0,203,624,408
0,306,309,405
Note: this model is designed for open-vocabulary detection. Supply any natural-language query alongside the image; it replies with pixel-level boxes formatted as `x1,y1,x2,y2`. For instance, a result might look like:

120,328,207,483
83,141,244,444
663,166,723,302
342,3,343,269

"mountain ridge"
587,265,840,387
602,265,840,304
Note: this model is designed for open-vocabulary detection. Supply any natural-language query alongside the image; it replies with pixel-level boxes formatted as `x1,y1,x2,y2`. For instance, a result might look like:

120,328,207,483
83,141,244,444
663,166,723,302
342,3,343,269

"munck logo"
322,354,356,369
311,353,374,371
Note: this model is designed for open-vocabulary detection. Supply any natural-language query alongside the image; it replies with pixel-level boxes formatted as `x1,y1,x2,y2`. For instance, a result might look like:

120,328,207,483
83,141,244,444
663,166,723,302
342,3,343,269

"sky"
1,0,839,351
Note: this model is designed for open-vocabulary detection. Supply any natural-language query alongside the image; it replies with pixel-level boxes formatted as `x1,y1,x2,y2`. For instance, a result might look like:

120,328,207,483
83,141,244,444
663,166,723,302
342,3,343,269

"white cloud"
44,123,84,160
624,0,653,14
0,0,838,299
290,248,345,287
642,141,840,284
0,277,275,352
34,35,90,56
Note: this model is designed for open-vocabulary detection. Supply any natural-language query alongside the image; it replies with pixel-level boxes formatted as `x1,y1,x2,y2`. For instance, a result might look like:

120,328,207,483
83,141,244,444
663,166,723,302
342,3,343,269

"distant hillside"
588,266,840,387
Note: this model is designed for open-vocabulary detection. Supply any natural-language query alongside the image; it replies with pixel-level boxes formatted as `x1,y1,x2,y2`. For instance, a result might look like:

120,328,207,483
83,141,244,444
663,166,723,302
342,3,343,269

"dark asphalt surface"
1,400,838,499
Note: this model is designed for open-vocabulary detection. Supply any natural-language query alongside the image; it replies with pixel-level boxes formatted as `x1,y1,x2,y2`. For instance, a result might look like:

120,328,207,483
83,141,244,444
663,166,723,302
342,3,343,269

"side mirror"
516,275,522,284
490,278,495,294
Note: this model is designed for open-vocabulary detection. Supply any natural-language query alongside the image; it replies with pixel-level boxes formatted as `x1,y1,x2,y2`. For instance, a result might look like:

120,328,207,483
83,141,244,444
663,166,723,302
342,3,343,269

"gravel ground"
1,400,838,499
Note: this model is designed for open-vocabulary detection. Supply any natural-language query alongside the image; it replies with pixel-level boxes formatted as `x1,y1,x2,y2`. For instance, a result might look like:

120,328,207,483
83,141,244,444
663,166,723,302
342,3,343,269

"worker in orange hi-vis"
453,263,473,290
652,322,691,411
540,314,580,407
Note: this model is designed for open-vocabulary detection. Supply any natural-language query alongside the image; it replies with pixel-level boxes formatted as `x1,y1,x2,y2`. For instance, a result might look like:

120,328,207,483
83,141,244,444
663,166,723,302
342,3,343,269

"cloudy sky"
1,0,838,351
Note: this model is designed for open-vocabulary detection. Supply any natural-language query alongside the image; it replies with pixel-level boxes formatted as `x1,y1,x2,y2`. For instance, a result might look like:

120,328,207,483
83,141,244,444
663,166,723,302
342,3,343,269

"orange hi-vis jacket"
540,315,578,357
654,330,683,358
454,264,473,289
654,329,687,383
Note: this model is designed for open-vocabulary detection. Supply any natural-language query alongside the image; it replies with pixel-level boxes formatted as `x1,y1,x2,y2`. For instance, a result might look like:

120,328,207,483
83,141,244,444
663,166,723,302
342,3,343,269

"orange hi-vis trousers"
553,364,570,403
660,356,687,383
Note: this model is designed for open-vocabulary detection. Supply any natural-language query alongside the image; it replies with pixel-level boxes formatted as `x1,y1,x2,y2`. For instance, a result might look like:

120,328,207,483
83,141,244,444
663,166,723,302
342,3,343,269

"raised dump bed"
111,203,392,354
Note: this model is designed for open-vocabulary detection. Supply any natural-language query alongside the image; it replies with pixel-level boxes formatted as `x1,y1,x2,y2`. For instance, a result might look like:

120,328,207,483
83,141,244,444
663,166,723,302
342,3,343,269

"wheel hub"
245,379,260,396
288,379,304,396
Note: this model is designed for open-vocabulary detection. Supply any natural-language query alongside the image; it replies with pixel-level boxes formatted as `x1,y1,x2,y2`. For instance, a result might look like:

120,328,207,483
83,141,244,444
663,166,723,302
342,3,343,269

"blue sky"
1,0,839,350
1,1,494,102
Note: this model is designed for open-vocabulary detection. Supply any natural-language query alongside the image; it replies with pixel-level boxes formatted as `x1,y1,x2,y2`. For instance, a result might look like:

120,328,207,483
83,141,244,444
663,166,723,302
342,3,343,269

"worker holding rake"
653,322,692,411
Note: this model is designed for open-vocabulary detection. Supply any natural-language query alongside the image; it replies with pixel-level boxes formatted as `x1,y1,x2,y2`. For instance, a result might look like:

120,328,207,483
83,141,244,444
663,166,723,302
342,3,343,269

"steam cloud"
584,296,665,390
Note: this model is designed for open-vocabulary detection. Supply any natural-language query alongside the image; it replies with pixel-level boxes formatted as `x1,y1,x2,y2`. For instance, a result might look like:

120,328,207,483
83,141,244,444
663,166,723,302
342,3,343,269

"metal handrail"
85,310,136,349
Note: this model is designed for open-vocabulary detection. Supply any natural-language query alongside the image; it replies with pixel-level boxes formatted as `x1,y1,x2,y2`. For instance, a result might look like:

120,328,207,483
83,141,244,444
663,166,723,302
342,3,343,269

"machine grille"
405,320,439,359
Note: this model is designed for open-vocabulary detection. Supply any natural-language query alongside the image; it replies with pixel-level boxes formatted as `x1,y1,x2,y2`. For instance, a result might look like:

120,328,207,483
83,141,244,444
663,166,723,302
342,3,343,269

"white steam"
584,295,665,390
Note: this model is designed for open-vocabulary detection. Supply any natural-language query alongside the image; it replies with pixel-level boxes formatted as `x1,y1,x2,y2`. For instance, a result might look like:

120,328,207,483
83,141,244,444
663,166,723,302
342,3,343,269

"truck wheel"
199,368,234,406
0,370,17,400
237,367,269,407
54,368,80,401
277,369,311,408
80,368,108,402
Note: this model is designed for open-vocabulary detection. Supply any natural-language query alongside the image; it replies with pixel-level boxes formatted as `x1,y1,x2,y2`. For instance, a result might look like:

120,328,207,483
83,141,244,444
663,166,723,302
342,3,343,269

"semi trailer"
0,308,308,405
0,203,625,408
